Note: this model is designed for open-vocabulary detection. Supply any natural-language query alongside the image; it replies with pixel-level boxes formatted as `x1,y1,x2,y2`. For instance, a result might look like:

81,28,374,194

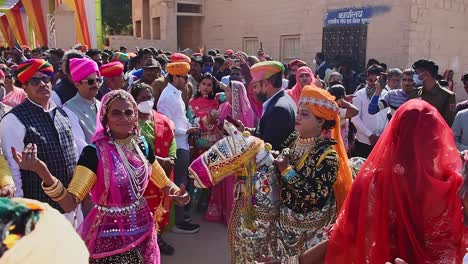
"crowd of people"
0,43,466,263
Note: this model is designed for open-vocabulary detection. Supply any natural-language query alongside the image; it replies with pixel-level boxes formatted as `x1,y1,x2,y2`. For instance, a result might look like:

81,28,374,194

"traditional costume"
277,86,352,261
189,121,280,263
66,90,178,263
326,100,467,263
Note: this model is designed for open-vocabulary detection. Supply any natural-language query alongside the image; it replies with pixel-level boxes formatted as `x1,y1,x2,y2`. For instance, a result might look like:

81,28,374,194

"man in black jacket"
240,61,296,150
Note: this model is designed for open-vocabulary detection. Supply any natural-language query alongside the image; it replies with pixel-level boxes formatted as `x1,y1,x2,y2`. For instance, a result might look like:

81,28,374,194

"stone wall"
107,35,171,51
408,0,468,99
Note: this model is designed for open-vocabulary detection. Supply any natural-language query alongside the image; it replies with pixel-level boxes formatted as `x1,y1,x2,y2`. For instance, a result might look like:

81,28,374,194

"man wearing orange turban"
273,85,353,262
157,56,201,235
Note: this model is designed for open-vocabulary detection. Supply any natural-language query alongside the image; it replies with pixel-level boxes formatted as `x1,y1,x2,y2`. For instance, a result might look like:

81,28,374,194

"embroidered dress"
277,132,339,257
78,137,160,264
189,121,280,263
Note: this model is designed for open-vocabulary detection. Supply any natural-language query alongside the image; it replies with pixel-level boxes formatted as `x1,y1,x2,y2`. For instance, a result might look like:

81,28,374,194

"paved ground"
161,212,229,264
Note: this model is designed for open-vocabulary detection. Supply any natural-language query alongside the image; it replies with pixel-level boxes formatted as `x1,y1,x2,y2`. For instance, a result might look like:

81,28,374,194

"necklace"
113,137,148,199
291,135,320,171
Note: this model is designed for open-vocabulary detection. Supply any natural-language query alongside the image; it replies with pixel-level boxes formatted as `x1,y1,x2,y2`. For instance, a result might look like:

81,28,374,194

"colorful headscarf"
0,198,89,264
166,62,190,76
100,61,124,78
16,59,53,84
299,85,353,211
287,66,316,105
250,61,285,83
69,57,100,82
111,52,130,63
91,90,139,143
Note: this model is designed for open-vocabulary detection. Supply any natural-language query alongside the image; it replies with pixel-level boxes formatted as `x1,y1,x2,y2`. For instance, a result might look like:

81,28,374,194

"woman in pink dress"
205,80,255,224
188,73,223,158
12,90,189,263
2,69,27,107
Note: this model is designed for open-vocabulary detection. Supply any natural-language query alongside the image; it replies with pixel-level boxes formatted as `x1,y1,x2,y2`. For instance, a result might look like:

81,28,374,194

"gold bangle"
44,180,64,199
41,177,58,191
67,165,97,203
42,181,60,197
280,166,293,177
51,185,67,201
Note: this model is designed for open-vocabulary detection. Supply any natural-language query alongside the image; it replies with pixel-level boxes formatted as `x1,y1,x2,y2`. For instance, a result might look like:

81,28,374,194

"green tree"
102,0,132,35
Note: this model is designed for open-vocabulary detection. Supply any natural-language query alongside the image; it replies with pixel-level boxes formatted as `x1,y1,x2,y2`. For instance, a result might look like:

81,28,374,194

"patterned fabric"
141,110,176,232
1,87,27,108
69,57,100,82
189,122,280,263
280,136,339,213
188,96,222,154
112,52,130,63
100,62,124,78
77,137,159,263
166,62,190,76
250,61,285,83
170,53,191,63
8,100,76,212
277,132,339,258
16,59,53,84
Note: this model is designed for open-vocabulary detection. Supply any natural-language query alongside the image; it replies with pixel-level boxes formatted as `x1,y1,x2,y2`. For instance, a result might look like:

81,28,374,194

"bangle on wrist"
280,166,293,177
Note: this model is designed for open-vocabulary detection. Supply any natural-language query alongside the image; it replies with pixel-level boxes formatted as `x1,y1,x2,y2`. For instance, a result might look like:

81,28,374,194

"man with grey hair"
368,68,416,121
386,68,402,90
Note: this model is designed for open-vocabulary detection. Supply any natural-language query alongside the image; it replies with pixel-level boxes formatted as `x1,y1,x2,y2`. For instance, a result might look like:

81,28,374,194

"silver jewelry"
114,138,148,199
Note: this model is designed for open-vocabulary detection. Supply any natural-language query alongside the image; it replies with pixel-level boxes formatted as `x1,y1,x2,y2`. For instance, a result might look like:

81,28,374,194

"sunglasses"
29,76,51,86
81,78,103,86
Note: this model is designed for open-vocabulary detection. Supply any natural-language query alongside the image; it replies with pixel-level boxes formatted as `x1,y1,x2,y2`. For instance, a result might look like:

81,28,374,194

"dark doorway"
322,25,367,72
177,16,202,52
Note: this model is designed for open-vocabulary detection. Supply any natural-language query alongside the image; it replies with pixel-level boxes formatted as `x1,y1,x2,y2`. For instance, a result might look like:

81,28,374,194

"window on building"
242,37,258,56
280,35,300,63
177,3,202,13
152,17,161,40
135,20,142,38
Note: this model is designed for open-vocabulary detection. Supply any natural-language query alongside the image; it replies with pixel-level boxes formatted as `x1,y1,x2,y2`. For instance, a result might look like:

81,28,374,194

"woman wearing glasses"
12,89,189,263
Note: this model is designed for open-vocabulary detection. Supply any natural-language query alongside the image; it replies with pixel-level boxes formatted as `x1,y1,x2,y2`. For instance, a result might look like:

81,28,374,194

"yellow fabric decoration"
67,165,97,203
150,161,172,189
0,198,89,264
0,155,13,187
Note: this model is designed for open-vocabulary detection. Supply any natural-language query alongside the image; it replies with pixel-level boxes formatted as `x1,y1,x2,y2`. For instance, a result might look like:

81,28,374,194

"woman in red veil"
279,100,467,264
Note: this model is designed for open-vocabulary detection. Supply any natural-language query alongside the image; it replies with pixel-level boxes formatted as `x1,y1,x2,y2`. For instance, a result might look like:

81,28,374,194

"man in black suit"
239,61,297,150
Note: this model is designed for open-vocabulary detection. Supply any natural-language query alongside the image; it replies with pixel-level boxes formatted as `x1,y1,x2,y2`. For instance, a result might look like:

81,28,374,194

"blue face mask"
413,74,423,86
202,65,213,74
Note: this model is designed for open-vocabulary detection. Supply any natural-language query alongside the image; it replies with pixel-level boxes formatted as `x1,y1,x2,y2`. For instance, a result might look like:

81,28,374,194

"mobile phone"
379,73,387,89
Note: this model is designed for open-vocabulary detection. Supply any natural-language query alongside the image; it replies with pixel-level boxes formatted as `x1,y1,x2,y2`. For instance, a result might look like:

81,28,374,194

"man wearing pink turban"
63,57,102,151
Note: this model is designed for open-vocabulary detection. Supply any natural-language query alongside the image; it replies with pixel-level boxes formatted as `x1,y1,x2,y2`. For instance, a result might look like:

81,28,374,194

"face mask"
413,74,423,86
137,100,154,114
202,65,213,74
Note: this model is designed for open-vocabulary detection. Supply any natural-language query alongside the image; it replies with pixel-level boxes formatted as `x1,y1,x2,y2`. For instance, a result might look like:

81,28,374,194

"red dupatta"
326,100,466,264
143,110,175,231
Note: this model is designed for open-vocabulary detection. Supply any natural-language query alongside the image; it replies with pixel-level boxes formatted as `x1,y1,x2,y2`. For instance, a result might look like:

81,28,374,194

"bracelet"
280,166,293,177
42,178,65,200
41,177,58,192
51,185,67,201
283,168,297,181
